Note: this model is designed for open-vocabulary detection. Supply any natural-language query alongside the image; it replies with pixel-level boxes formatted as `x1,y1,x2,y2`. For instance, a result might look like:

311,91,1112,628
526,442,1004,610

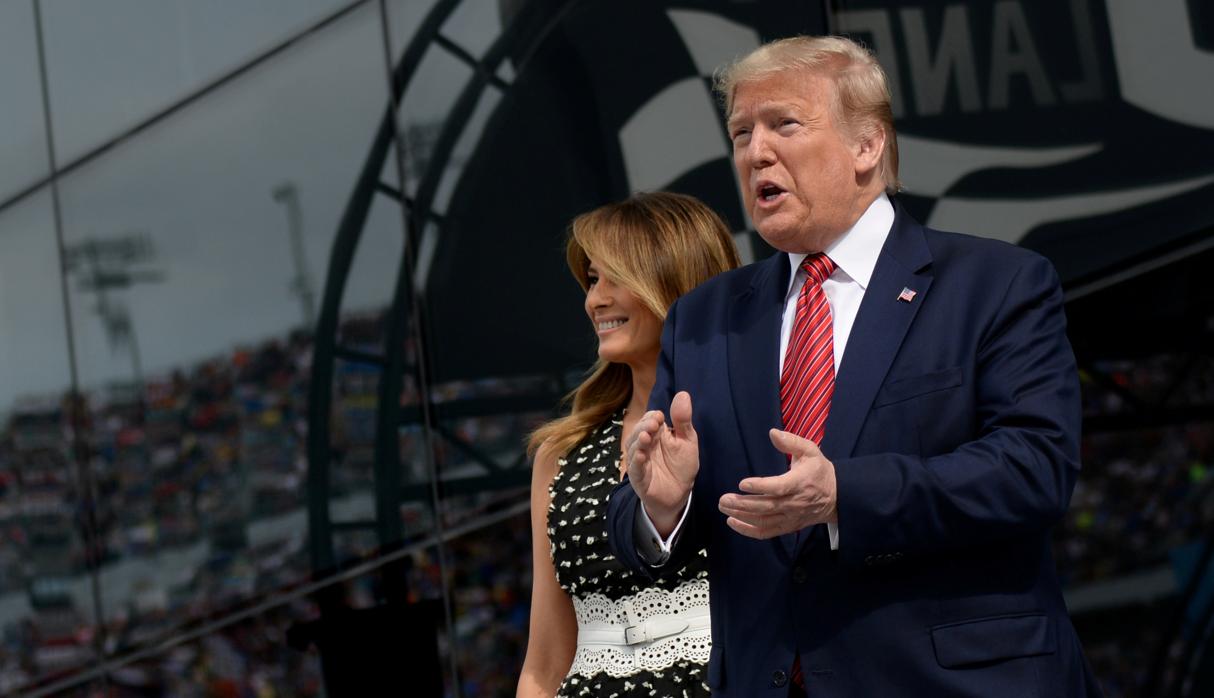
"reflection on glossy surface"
0,194,96,690
39,0,350,162
53,4,395,397
0,192,72,413
0,0,49,201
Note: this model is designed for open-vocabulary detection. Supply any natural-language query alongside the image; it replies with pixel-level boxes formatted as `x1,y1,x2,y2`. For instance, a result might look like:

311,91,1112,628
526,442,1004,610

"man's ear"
853,126,886,177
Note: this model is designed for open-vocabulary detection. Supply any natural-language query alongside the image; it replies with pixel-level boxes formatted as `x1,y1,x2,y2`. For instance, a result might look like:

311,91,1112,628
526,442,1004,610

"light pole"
64,233,163,392
272,182,317,332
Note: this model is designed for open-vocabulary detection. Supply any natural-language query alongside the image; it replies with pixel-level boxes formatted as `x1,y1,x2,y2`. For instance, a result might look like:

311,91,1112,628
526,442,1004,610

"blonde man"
609,36,1100,697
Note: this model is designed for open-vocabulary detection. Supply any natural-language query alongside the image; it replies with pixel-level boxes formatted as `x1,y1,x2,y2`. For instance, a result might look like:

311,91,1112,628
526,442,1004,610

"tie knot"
801,253,836,285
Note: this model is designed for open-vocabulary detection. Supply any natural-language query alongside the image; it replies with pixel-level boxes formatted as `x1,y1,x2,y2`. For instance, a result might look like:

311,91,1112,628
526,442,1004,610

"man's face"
728,71,866,254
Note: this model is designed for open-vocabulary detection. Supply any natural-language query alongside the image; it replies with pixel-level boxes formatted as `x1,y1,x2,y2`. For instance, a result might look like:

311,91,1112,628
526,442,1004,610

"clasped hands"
625,390,838,540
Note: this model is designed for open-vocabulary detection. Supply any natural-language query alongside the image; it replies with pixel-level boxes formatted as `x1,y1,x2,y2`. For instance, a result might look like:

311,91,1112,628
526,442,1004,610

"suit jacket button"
864,555,874,566
793,565,808,584
772,670,788,687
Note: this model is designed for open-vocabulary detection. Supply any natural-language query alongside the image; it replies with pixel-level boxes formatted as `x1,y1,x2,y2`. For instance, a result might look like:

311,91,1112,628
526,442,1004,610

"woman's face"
584,260,664,368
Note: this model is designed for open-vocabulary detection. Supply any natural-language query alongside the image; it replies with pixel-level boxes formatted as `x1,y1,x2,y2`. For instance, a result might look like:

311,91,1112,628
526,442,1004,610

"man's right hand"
625,391,700,537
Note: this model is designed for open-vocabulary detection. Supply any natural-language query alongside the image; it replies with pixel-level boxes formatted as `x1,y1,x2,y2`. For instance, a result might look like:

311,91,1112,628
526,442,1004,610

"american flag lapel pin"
897,287,917,303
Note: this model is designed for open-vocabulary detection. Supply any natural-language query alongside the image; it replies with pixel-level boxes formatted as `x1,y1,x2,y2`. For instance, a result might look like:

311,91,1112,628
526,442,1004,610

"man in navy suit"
606,36,1101,696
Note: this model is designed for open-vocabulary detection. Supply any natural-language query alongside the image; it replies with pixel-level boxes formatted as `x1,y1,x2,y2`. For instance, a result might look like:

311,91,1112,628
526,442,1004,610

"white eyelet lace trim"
569,578,711,678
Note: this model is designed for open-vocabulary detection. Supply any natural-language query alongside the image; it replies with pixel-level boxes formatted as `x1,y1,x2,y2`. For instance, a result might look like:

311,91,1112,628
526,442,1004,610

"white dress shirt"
637,194,895,563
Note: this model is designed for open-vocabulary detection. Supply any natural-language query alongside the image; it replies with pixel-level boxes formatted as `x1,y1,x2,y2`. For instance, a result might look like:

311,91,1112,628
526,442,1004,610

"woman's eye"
587,276,599,286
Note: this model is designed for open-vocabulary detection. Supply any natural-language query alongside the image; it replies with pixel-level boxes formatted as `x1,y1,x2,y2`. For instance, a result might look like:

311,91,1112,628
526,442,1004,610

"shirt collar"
785,194,895,297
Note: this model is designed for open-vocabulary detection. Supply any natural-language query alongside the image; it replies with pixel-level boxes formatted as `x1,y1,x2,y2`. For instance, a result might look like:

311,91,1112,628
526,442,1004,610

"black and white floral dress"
548,412,711,697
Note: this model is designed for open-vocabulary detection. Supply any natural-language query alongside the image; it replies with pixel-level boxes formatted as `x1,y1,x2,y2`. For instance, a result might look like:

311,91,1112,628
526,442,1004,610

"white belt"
578,606,712,647
569,580,713,677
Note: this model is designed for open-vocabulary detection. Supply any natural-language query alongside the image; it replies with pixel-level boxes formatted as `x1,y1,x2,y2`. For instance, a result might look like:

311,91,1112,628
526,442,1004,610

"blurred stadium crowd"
1056,355,1214,697
0,319,1208,696
0,313,537,696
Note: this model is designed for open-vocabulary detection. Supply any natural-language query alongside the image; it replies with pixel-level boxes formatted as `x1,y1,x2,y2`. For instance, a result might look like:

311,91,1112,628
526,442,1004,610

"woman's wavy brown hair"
528,192,740,460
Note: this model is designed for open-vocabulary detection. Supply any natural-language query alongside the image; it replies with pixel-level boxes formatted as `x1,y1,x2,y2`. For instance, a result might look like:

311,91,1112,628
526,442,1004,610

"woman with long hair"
517,192,740,697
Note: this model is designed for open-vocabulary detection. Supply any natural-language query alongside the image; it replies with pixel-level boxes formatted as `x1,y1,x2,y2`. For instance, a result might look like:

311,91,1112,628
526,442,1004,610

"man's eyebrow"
760,101,802,114
727,101,807,132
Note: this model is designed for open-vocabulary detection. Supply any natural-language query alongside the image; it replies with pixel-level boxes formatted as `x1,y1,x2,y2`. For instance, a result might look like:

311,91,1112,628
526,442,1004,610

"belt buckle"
623,624,649,645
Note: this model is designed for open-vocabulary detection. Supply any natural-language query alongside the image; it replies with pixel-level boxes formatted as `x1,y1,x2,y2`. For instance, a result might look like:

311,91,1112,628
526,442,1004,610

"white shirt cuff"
633,494,693,566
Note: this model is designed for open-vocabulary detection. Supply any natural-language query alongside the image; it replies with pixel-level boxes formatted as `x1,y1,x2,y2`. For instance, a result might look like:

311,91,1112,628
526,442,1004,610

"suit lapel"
820,204,934,463
726,253,799,562
796,205,934,560
727,252,789,480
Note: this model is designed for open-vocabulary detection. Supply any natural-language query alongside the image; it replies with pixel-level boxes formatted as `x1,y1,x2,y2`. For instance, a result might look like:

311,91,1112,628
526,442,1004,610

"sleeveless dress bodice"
547,412,711,697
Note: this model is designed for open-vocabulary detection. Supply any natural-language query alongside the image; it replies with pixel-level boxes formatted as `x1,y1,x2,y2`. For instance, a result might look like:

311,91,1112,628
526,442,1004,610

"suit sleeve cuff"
634,494,693,566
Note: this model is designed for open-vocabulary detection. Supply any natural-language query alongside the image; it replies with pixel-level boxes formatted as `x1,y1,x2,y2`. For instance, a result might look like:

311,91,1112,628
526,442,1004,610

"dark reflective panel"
49,1,398,673
0,192,101,692
0,0,49,201
39,0,352,162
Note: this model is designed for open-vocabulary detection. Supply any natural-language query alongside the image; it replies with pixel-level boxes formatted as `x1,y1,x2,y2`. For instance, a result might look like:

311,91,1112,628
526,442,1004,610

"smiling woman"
583,263,664,370
517,192,739,698
534,192,741,461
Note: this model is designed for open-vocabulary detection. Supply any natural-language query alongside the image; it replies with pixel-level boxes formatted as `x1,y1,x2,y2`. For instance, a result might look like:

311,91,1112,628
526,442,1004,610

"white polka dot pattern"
547,412,712,696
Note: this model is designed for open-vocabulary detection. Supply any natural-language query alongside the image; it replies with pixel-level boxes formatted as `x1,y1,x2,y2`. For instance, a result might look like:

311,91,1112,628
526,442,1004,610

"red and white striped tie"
780,253,837,445
781,253,835,696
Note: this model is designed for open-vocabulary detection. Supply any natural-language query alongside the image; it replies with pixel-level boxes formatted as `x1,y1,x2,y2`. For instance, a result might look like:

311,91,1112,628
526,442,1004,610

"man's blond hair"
715,36,901,195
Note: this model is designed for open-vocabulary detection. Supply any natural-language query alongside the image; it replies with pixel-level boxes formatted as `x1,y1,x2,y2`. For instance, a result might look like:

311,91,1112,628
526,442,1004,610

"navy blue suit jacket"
607,205,1101,697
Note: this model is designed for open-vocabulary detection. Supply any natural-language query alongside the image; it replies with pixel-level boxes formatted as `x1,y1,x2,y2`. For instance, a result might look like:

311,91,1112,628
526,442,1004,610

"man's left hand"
718,428,837,539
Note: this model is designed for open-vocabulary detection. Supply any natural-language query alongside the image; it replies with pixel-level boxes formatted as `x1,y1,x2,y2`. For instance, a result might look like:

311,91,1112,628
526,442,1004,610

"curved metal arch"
306,0,463,576
306,0,585,574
